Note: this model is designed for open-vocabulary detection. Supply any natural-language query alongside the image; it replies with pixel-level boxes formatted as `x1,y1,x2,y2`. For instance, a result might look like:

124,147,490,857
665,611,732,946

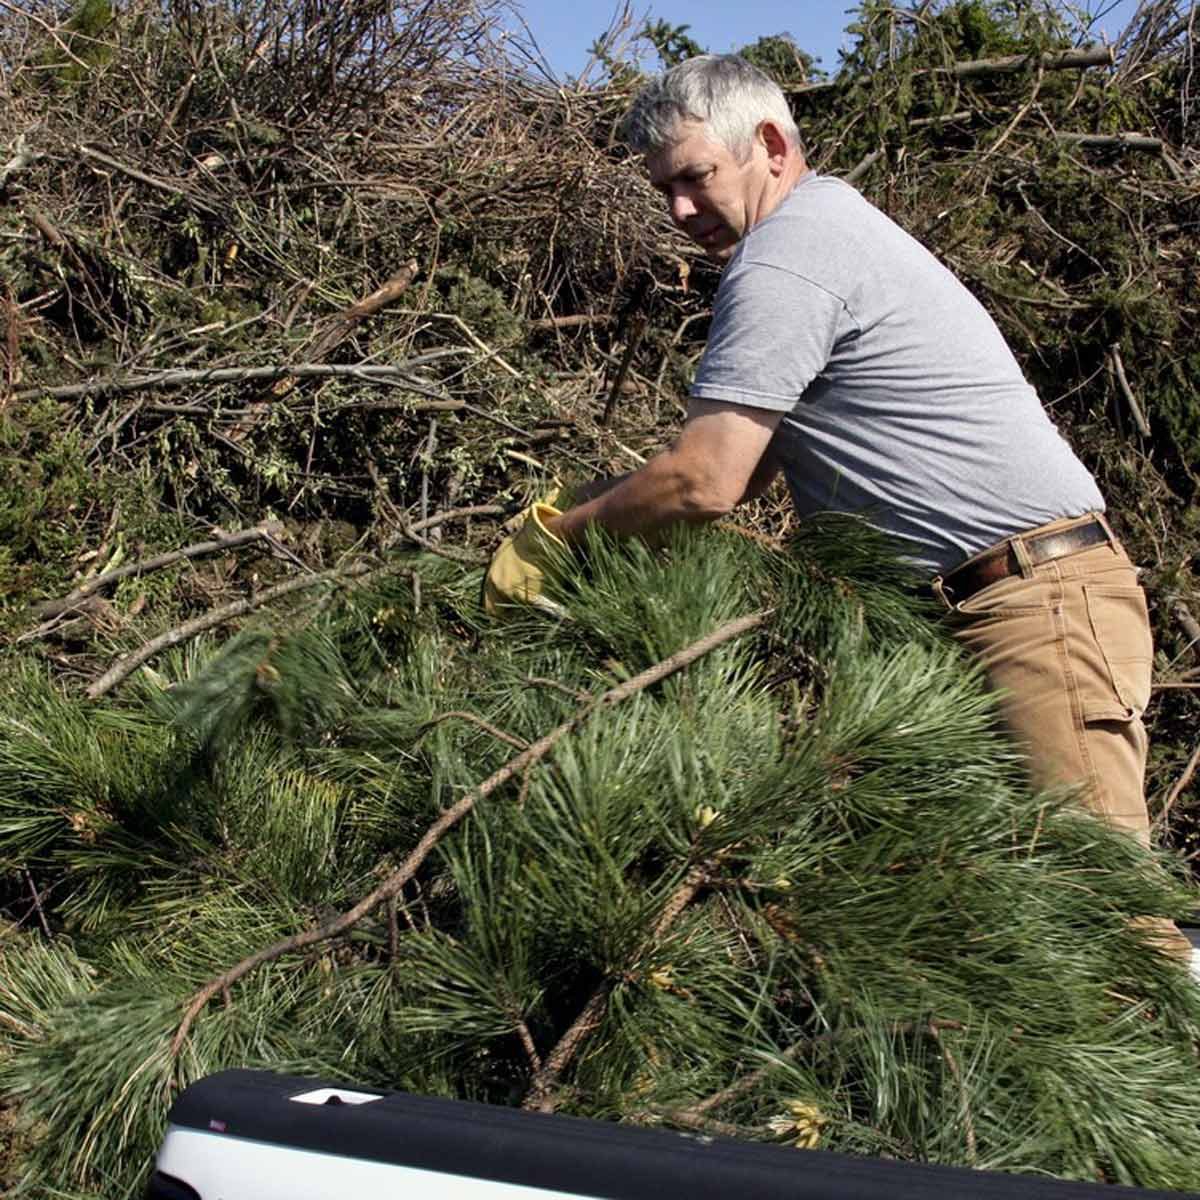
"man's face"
645,120,768,264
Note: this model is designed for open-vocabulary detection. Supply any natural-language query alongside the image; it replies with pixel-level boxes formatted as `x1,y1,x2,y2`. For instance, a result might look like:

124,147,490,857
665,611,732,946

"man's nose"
669,191,698,225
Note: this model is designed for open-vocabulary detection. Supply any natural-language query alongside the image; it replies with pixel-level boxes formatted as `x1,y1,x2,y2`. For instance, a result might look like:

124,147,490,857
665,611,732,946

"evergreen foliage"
3,523,1200,1196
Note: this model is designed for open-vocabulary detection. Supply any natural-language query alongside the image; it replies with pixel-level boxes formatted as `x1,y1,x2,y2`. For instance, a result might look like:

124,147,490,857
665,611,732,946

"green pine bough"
2,520,1199,1197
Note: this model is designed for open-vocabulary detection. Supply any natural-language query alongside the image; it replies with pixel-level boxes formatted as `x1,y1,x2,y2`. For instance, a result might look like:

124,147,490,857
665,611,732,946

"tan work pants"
935,513,1191,959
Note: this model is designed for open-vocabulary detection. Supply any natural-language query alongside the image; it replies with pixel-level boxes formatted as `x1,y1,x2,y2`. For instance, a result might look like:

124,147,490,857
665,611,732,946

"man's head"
624,55,806,263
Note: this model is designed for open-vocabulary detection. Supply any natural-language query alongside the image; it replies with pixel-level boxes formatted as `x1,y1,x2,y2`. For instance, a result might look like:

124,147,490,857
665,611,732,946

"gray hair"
623,55,803,161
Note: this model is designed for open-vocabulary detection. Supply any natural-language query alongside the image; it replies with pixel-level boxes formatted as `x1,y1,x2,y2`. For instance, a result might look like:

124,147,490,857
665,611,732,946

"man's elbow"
676,474,742,521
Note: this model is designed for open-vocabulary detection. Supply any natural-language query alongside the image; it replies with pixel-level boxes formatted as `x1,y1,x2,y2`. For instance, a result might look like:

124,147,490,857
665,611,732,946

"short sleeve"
690,260,854,412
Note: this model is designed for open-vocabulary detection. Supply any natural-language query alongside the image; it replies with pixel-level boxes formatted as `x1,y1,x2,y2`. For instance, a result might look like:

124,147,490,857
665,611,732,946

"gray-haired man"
484,55,1192,967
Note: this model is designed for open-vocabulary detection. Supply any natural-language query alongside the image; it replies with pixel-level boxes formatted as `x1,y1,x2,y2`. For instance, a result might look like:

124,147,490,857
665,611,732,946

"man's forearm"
567,473,631,507
548,451,724,543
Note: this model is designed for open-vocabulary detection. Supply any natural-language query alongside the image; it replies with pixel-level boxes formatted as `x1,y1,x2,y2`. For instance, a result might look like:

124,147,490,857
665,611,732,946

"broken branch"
1108,344,1152,437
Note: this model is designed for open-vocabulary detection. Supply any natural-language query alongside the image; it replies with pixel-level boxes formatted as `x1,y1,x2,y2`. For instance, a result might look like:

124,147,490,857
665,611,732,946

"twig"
418,711,528,752
34,526,281,620
910,109,972,128
77,144,220,215
24,870,51,938
980,64,1044,162
0,286,18,406
1108,344,1151,436
434,312,522,380
683,1045,806,1120
601,315,646,426
524,676,592,703
460,403,596,471
783,44,1114,95
651,1110,754,1139
170,609,771,1056
86,561,382,700
845,148,884,185
420,417,438,537
78,502,123,588
393,524,488,564
527,314,612,330
928,1021,977,1164
407,504,508,533
382,505,510,551
675,1017,969,1126
306,262,420,360
269,261,420,404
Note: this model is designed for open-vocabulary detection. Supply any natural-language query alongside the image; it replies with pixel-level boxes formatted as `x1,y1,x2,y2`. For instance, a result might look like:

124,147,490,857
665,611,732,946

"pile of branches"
0,0,686,569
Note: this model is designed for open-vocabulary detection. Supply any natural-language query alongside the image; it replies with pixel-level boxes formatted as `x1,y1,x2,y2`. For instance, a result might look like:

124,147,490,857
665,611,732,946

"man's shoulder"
755,175,894,248
727,175,887,291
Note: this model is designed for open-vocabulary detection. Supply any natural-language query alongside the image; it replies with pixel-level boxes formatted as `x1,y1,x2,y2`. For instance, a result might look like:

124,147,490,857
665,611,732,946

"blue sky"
505,1,1145,83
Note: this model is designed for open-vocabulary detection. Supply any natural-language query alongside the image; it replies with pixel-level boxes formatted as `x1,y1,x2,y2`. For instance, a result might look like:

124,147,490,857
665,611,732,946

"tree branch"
1108,344,1151,437
1054,132,1163,152
784,45,1113,95
522,860,715,1113
1156,741,1200,829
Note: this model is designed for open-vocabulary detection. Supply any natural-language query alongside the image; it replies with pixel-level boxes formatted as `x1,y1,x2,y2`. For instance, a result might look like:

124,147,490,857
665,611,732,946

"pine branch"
928,1021,977,1164
418,711,529,752
671,1019,970,1126
169,609,771,1059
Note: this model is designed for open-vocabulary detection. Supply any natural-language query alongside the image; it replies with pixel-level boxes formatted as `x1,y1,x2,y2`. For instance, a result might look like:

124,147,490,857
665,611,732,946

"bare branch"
86,561,383,700
33,525,283,620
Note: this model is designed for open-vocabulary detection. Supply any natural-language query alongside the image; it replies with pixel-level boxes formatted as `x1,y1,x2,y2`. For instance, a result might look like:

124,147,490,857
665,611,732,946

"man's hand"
484,502,570,617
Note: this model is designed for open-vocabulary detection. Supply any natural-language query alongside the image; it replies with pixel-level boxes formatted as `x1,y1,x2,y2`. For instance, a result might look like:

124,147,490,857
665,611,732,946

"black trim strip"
164,1070,1195,1200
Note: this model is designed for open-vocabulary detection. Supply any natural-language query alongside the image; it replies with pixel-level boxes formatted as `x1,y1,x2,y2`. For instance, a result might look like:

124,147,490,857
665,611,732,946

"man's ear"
757,120,792,174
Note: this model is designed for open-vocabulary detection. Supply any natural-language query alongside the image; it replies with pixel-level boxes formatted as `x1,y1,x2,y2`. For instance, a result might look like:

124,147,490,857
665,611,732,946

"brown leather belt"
938,517,1111,603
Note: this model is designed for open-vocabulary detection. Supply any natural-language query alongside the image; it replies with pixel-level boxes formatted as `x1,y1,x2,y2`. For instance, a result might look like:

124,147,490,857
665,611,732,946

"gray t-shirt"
690,173,1103,574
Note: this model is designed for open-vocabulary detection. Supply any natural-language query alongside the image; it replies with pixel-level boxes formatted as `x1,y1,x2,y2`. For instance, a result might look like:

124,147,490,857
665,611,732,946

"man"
484,55,1193,965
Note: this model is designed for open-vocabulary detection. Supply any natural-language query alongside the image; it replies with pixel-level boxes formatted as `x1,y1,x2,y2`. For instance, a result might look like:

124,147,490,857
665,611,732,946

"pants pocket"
1081,585,1153,719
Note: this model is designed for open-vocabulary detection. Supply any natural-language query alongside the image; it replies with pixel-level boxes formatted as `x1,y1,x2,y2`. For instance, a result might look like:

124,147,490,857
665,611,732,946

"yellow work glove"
484,502,569,617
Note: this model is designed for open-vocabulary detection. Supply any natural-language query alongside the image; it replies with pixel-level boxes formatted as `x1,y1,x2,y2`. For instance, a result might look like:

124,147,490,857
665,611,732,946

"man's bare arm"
740,448,781,502
548,399,782,543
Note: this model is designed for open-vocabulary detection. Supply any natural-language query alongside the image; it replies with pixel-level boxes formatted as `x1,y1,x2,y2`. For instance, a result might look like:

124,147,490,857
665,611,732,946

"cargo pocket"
1081,585,1152,720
